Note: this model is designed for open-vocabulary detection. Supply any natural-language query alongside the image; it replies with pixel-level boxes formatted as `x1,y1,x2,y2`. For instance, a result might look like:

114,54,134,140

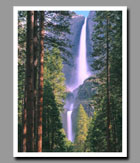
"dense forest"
18,10,122,152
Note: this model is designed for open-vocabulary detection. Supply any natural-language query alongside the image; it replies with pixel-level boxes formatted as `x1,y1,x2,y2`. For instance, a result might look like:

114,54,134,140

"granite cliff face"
71,76,98,136
86,11,94,70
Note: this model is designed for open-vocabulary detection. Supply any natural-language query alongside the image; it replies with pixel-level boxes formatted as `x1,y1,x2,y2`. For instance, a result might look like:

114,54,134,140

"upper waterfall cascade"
68,18,91,92
77,18,91,86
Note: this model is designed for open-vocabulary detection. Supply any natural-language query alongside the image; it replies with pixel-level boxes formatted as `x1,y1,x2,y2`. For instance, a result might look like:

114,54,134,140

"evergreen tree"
86,90,108,152
87,11,122,152
109,11,122,151
42,47,67,152
42,82,67,152
44,48,66,111
74,104,89,152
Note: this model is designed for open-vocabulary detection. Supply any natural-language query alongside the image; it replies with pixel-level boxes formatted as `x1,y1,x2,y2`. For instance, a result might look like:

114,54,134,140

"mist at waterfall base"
66,18,91,142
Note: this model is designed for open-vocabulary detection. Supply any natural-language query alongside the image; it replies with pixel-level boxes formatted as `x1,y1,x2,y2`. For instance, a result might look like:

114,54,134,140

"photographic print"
13,6,127,157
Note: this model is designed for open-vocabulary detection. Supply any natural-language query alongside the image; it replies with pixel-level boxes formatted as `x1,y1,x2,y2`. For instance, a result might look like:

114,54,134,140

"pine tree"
109,11,122,151
42,47,67,152
86,90,108,152
44,48,66,111
74,104,89,152
43,82,66,152
87,11,122,152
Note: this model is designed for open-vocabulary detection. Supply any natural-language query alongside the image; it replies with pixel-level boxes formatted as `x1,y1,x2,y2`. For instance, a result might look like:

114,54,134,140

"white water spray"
67,18,91,142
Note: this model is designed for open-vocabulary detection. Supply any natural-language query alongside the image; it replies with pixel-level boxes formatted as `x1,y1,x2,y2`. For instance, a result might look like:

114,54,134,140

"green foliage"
42,81,65,151
61,129,75,152
42,47,68,152
87,11,122,152
18,11,27,151
44,11,73,63
74,104,89,152
86,92,108,152
18,11,26,124
44,48,66,111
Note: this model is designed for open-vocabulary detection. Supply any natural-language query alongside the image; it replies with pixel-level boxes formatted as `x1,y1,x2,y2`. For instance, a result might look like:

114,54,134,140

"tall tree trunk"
106,15,111,152
23,89,27,152
37,11,44,152
33,11,39,152
22,62,27,152
21,82,24,152
113,115,117,151
26,11,34,152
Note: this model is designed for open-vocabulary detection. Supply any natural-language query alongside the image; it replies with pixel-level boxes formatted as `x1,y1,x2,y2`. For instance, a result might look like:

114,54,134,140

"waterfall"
67,18,90,92
77,18,90,86
66,17,91,142
67,104,73,141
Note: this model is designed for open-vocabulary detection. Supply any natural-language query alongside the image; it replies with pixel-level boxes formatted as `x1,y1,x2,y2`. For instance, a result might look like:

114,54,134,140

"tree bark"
26,11,34,152
37,11,44,152
33,11,39,152
106,15,111,152
22,61,27,152
23,89,27,152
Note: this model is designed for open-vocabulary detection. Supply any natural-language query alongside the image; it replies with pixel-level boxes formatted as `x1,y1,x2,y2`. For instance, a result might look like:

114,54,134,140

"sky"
75,11,89,17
